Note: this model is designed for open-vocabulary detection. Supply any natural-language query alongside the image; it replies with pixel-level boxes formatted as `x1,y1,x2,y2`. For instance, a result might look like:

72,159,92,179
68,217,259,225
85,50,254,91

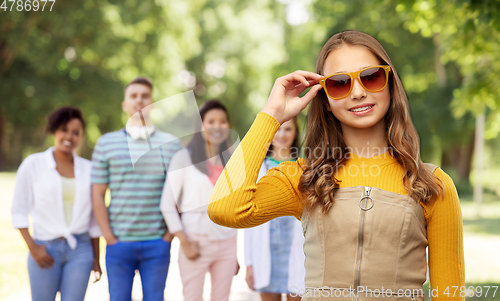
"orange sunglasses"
319,65,391,100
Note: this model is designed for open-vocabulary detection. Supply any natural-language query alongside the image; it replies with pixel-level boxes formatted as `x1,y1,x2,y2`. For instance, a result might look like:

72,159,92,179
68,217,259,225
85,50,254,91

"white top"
244,162,306,292
11,147,101,249
160,148,237,241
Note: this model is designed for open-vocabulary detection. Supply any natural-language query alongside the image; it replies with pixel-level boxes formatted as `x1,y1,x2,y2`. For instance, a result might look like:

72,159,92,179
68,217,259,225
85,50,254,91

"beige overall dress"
301,164,437,301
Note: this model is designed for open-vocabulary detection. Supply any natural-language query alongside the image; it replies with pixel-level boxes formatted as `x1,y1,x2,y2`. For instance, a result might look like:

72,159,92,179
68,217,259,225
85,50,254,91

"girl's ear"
325,99,332,112
319,91,332,112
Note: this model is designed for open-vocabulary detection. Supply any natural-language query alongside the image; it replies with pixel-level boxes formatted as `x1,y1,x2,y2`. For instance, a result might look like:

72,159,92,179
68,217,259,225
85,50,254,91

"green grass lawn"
458,193,500,287
460,193,500,237
0,173,30,298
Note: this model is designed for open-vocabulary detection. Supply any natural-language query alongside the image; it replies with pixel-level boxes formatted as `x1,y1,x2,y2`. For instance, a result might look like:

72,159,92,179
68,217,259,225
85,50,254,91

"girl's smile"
348,103,375,115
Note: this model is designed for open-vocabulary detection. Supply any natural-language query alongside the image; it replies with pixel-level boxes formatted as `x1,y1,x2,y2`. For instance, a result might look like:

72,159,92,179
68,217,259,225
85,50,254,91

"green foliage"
1,0,499,173
182,0,291,134
0,0,203,165
393,0,500,136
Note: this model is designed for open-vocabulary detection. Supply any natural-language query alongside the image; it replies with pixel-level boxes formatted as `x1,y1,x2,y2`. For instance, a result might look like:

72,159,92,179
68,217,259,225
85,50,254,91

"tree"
0,0,201,169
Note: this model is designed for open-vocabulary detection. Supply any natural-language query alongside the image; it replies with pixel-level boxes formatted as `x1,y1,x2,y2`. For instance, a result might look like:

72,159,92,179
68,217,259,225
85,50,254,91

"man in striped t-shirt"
91,77,181,301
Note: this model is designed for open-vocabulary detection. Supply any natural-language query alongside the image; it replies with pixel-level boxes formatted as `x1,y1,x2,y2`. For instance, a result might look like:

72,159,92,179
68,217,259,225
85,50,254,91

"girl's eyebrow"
332,65,375,74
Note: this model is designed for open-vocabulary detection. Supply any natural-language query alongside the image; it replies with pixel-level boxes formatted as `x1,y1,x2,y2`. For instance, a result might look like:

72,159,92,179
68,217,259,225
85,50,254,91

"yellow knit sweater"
208,112,465,300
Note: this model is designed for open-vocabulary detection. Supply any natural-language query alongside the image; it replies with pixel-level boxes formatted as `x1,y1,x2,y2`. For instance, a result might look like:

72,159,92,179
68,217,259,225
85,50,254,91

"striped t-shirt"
91,129,182,241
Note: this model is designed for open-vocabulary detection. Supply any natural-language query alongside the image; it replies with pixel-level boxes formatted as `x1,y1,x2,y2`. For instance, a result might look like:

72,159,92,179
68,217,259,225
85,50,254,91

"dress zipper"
355,186,372,300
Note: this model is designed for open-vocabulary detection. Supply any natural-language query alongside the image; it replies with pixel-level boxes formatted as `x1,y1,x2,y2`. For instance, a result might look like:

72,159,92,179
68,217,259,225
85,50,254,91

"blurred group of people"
11,76,305,301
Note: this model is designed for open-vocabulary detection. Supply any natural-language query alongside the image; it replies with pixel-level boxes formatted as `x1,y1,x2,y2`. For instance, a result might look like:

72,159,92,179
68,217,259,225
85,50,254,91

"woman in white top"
244,117,305,301
11,107,102,301
161,100,238,301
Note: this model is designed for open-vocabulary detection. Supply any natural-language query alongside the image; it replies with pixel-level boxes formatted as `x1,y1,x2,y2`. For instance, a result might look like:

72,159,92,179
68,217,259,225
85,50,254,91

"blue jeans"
106,238,171,301
257,216,295,294
27,233,94,301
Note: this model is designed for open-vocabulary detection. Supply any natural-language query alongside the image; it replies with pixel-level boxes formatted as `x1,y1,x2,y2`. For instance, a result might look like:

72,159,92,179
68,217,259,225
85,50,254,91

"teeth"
350,105,373,112
63,140,72,146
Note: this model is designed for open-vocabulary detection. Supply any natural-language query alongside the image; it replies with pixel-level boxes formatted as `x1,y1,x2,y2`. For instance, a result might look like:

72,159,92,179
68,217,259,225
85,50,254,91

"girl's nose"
350,78,367,100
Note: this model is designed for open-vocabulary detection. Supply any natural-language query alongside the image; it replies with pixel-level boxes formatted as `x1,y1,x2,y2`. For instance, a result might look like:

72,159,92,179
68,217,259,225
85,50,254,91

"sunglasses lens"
325,74,351,99
360,67,387,91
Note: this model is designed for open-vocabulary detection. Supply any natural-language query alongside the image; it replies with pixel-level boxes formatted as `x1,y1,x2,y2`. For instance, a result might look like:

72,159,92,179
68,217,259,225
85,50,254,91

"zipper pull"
359,186,374,211
365,186,371,197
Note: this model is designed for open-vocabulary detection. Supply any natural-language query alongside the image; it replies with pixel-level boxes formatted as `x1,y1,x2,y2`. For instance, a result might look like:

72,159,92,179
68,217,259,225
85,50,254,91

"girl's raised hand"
261,70,323,124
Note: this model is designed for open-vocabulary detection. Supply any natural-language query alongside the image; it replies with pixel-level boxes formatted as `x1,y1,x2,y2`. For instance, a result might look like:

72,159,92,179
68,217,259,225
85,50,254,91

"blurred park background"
1,0,500,300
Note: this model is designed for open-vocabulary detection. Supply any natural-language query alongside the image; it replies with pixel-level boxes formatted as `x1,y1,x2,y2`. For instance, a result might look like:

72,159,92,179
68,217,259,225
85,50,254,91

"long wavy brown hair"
299,30,443,213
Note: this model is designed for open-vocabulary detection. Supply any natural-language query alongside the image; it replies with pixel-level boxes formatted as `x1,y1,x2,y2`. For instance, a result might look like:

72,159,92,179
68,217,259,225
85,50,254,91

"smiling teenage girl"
208,30,464,300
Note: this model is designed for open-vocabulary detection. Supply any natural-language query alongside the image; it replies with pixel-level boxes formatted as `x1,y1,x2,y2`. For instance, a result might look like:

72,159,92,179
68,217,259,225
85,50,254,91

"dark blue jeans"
27,233,94,301
105,238,171,301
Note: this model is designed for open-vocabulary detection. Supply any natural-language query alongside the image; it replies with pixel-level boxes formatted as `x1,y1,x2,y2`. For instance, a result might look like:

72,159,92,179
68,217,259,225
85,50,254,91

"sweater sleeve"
423,167,465,300
208,112,304,228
